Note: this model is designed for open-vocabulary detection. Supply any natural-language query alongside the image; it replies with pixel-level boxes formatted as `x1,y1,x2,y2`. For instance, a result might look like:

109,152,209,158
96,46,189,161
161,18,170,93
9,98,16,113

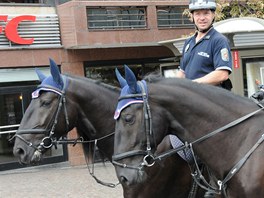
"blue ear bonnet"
114,65,148,120
38,76,64,90
114,80,147,119
32,58,67,98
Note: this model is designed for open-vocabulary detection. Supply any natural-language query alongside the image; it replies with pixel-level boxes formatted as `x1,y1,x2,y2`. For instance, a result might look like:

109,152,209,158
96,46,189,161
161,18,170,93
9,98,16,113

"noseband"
12,81,70,154
112,81,155,170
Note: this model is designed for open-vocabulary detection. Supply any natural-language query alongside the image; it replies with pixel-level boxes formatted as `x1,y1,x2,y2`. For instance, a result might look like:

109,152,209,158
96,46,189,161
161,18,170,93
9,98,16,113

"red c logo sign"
0,15,36,45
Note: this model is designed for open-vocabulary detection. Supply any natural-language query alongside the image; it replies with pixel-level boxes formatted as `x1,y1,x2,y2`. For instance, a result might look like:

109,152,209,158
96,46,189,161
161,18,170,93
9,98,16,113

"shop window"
157,6,193,29
87,6,147,30
0,0,69,5
84,60,162,86
243,58,264,97
0,0,40,3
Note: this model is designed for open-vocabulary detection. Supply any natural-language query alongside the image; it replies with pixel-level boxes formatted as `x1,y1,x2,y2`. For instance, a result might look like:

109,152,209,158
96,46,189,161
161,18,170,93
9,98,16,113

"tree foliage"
215,0,264,21
184,0,264,21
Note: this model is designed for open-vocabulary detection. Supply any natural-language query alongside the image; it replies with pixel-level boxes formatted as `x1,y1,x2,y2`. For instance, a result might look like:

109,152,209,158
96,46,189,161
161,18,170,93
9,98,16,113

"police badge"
221,48,229,61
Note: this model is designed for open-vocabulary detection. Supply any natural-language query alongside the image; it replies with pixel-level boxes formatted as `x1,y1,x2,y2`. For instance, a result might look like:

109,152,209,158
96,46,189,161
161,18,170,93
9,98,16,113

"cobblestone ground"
0,162,123,198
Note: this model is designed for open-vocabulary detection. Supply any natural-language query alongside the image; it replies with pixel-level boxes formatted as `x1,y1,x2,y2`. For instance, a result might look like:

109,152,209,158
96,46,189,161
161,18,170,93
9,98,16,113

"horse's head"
13,59,77,165
113,65,168,186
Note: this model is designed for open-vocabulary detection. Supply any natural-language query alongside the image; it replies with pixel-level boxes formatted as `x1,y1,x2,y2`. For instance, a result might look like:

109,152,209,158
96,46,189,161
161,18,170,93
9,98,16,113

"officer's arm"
176,69,185,78
193,70,229,85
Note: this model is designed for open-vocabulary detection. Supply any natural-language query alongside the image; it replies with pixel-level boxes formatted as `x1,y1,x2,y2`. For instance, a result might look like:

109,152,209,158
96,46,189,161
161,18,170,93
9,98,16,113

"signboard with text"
232,50,240,69
0,15,36,45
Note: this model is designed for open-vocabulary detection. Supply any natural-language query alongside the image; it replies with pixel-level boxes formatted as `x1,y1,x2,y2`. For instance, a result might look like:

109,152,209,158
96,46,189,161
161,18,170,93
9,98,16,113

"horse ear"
49,58,64,88
124,65,140,94
115,68,127,88
35,68,46,82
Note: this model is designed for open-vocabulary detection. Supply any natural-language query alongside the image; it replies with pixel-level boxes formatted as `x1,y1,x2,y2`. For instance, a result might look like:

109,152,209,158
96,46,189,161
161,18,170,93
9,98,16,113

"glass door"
0,84,68,171
0,92,23,164
243,58,264,97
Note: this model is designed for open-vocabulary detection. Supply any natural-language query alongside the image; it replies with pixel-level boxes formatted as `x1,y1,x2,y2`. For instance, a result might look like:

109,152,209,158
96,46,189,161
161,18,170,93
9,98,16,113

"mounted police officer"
176,0,233,90
173,0,233,197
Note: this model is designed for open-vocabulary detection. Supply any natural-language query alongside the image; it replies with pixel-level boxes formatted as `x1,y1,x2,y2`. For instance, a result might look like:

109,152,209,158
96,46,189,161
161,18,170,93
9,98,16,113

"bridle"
11,75,120,188
11,82,70,154
112,80,264,197
112,81,156,170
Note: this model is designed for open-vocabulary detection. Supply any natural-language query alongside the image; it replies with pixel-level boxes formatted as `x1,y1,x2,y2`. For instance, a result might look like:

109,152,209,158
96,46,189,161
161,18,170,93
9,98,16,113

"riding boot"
204,191,215,198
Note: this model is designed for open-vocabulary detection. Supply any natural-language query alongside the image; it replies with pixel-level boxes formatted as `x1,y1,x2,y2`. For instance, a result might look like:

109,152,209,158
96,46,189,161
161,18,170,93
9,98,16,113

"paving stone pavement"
0,162,123,198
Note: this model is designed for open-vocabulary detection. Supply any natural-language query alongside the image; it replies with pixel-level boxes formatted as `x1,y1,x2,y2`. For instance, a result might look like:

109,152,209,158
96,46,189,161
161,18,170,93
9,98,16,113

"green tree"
184,0,264,21
216,0,264,21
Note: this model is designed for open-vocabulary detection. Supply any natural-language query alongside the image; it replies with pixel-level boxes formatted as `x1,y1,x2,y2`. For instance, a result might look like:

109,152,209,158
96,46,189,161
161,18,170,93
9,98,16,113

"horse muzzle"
30,150,43,165
115,165,147,186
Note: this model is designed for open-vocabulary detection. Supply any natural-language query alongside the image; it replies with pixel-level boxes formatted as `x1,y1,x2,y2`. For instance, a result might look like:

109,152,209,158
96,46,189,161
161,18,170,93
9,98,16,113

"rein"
83,135,120,188
113,79,264,197
154,105,264,197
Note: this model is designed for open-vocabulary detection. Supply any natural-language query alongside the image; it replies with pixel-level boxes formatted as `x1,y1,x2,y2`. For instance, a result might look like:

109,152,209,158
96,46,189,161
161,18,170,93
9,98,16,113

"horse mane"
147,76,254,108
63,74,117,163
65,74,121,93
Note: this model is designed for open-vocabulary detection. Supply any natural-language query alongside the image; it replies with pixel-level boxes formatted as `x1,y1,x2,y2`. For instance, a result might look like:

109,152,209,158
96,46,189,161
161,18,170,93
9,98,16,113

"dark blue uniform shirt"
180,28,232,80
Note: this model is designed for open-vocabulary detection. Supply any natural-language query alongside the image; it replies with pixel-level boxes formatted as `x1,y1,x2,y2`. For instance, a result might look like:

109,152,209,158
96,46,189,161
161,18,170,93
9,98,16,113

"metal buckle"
41,137,53,149
142,154,155,167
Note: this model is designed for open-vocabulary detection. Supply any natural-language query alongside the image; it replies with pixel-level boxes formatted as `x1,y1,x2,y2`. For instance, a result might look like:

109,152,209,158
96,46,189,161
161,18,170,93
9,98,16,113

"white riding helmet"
189,0,216,12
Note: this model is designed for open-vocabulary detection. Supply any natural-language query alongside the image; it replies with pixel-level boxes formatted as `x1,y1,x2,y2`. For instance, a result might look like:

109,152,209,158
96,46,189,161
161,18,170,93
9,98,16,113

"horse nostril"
120,176,128,184
14,147,25,157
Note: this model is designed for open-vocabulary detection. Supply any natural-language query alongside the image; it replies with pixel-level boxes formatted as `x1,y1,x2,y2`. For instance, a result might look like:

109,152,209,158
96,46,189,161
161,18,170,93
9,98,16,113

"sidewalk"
0,162,123,198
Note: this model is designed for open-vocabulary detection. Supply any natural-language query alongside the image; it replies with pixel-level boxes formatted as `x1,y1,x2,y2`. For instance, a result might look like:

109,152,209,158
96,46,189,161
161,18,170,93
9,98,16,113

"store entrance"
243,57,264,97
0,92,22,164
0,83,67,171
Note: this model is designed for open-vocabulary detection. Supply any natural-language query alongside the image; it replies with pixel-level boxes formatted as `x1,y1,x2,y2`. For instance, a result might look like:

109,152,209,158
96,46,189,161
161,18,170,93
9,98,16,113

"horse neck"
150,81,256,140
66,76,119,159
150,81,261,175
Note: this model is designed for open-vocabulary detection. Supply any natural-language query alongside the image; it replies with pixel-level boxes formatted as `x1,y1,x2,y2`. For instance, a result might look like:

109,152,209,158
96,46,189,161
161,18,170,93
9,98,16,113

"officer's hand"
251,91,264,101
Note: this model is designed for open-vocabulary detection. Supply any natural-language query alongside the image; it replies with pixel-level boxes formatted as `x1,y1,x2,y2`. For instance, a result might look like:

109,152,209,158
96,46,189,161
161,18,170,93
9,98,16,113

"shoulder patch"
221,48,229,61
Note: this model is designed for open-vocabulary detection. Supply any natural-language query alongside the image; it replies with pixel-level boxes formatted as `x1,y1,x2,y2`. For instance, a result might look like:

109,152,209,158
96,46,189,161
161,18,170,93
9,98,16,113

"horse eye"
41,100,52,107
124,114,135,124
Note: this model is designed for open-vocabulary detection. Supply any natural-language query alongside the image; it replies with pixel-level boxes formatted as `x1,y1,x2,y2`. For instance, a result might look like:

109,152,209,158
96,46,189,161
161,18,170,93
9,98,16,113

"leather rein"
112,81,264,197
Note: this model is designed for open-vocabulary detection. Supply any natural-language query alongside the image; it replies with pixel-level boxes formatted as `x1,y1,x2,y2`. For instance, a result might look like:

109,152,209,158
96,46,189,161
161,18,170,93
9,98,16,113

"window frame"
87,6,147,30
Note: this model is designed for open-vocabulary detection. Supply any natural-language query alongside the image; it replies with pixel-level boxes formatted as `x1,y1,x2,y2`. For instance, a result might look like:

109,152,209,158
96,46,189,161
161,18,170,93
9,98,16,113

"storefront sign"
232,50,240,69
0,15,36,45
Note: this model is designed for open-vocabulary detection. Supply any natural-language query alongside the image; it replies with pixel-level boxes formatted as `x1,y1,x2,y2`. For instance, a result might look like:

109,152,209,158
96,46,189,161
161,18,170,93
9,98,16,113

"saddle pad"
169,135,194,164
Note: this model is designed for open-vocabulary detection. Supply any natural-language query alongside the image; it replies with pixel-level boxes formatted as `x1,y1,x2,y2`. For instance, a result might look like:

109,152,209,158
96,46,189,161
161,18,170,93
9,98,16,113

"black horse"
13,59,203,198
113,65,264,198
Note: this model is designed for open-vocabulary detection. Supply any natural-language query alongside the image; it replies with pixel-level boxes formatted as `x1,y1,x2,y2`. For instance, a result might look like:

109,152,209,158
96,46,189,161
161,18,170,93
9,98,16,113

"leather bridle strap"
11,83,69,152
154,106,264,196
155,106,264,161
16,129,48,134
191,106,264,145
112,81,155,169
13,134,39,150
